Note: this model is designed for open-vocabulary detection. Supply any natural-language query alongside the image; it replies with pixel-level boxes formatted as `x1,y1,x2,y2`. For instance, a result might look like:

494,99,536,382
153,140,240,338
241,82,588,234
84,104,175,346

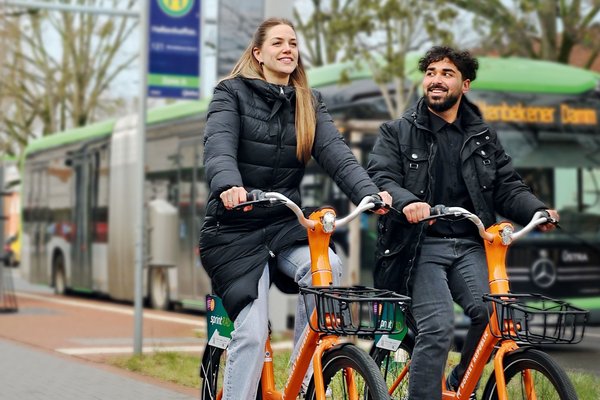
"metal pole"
0,164,4,305
133,0,149,356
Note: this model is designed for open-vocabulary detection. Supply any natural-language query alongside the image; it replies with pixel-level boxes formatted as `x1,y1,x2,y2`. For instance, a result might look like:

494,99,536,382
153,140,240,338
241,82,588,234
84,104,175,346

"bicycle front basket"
300,286,411,337
483,293,589,345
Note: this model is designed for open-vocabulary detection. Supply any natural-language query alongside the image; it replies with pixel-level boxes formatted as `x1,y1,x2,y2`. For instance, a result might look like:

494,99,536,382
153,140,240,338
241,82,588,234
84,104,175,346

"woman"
199,17,391,399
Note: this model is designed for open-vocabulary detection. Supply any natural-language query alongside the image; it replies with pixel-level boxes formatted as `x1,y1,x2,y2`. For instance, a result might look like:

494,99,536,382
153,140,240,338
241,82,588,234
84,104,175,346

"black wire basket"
483,293,589,345
300,286,411,336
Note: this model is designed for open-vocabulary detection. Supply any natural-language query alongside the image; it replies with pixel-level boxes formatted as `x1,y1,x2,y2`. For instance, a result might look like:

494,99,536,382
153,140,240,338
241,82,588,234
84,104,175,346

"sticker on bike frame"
206,295,234,350
375,303,408,351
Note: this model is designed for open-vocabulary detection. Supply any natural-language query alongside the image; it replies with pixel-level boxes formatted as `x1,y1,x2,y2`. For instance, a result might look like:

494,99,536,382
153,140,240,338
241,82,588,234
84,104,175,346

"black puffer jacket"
367,97,547,295
200,77,379,320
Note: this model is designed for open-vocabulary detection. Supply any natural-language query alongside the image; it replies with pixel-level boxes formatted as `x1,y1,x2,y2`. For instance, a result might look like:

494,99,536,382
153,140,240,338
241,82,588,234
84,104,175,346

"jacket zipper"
270,86,285,188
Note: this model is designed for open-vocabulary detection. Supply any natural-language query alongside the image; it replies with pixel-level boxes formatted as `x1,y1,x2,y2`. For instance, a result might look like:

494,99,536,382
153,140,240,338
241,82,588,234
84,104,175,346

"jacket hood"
403,95,488,136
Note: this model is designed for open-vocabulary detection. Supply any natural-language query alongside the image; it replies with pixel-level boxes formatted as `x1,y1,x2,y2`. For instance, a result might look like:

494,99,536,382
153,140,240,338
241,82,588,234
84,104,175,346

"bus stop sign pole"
133,0,149,356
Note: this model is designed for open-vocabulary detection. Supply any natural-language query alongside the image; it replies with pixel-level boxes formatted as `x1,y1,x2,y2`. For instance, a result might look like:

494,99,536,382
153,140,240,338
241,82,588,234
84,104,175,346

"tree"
448,0,600,68
0,0,137,156
295,0,458,118
293,0,350,66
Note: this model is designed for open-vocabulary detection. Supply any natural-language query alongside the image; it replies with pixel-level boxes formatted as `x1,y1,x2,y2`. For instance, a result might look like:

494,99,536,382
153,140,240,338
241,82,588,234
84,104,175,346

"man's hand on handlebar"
402,201,434,224
538,209,559,232
220,186,253,211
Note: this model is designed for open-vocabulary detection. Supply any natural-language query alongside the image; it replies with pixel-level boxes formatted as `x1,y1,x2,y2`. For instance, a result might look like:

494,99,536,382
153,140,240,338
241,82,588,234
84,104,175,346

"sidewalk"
1,269,200,399
0,338,197,400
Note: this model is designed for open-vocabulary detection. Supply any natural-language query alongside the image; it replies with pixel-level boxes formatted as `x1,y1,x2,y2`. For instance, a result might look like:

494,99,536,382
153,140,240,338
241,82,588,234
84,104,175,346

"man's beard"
425,90,460,113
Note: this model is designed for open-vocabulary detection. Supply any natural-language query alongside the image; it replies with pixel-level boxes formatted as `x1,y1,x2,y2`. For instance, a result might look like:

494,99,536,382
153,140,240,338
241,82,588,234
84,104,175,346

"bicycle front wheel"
200,344,226,400
481,348,578,400
305,344,389,400
370,336,413,399
200,345,262,400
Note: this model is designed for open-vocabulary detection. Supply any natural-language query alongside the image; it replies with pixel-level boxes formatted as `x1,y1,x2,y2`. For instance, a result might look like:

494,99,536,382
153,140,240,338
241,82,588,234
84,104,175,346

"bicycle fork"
451,324,538,400
491,341,539,400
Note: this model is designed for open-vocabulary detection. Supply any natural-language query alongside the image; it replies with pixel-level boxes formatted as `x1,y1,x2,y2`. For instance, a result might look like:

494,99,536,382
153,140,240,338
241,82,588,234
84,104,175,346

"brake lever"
418,204,448,223
369,194,386,212
538,209,559,226
232,190,286,211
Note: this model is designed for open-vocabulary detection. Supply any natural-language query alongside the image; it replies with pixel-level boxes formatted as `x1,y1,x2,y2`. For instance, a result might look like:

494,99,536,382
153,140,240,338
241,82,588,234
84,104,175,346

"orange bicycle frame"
440,222,536,400
384,220,537,400
258,207,352,400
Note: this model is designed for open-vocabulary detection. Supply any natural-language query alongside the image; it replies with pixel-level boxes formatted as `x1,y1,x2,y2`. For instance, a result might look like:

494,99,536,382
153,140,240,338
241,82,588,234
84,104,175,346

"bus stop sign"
148,0,201,99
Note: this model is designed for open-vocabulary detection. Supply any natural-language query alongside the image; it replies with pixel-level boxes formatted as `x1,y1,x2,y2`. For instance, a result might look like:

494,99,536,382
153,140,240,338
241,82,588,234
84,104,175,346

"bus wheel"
53,254,67,295
149,267,170,310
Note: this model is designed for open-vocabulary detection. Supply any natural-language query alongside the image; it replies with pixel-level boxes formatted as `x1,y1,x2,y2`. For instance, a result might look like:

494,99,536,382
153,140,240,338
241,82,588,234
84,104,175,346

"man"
367,46,558,400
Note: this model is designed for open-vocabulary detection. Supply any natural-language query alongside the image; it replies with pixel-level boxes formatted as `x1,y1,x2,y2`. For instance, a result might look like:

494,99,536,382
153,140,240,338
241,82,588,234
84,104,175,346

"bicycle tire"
304,343,389,400
199,345,262,400
200,344,225,400
369,335,414,399
481,348,578,400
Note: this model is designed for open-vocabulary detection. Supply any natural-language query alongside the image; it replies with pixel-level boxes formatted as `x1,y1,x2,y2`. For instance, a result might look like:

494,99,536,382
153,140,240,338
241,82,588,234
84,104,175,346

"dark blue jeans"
408,237,491,400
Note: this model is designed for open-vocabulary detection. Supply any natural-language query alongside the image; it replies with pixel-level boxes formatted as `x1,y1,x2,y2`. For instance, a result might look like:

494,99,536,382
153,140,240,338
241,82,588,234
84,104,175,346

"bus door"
70,147,98,290
176,138,210,307
28,166,49,283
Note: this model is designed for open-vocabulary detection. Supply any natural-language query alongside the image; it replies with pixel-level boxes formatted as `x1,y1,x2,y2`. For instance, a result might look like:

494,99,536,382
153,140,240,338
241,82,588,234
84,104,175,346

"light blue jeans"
221,245,342,400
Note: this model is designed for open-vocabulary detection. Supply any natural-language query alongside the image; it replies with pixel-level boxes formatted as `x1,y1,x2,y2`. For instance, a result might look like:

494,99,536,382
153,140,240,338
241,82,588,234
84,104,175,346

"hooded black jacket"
368,96,547,295
199,77,379,320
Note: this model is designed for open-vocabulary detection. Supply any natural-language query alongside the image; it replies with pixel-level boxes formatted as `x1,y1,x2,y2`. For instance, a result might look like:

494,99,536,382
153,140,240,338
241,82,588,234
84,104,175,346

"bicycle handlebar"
239,190,380,230
426,206,556,244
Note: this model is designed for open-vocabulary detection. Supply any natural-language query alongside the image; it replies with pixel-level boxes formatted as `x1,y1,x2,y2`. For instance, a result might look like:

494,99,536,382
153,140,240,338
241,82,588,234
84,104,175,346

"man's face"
422,58,470,113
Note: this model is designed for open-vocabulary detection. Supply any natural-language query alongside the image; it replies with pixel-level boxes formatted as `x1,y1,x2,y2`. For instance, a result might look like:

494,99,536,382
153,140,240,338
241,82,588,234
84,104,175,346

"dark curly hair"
418,46,479,82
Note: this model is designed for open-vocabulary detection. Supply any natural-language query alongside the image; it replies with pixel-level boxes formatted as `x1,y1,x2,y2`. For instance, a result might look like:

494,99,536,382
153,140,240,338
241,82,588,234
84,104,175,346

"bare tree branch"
0,0,138,149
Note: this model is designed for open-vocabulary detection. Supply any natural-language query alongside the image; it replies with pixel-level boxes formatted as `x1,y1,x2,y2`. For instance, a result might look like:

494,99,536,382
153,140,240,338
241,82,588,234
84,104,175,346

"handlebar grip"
369,193,385,210
246,189,265,202
538,209,558,225
430,204,446,216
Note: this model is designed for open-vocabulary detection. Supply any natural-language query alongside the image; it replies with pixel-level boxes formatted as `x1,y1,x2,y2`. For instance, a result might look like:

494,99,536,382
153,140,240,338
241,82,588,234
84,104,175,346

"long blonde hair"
225,18,315,163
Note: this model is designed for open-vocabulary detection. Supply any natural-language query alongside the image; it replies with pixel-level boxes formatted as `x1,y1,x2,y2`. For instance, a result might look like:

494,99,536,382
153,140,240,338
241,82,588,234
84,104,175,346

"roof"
307,53,600,94
25,98,210,156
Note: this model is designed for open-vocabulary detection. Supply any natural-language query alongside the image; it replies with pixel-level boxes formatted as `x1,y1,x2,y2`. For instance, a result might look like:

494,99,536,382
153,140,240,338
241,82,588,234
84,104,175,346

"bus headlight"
322,212,336,233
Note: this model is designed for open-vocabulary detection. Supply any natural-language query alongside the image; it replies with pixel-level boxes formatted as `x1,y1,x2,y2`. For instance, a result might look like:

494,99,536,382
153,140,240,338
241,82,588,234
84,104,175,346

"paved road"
0,268,201,399
0,339,196,400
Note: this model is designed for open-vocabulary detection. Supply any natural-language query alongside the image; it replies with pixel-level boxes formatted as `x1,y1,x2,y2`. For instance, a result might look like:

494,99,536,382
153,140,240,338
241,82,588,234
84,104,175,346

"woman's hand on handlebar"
403,201,434,224
538,209,559,232
373,191,393,215
220,186,253,211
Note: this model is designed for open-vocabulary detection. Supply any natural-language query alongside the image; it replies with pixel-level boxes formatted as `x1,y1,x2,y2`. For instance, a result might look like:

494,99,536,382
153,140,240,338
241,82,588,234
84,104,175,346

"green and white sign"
206,295,233,350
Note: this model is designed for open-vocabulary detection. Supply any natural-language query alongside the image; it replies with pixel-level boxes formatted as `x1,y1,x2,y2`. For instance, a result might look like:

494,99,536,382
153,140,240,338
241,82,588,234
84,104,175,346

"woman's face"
253,24,298,85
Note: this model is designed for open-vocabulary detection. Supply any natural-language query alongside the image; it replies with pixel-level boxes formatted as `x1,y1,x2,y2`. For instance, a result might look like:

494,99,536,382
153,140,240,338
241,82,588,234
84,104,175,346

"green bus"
314,56,600,323
20,55,600,328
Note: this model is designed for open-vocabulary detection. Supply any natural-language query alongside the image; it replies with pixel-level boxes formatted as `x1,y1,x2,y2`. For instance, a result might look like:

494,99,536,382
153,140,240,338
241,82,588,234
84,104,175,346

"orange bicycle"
200,191,410,400
369,207,589,400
